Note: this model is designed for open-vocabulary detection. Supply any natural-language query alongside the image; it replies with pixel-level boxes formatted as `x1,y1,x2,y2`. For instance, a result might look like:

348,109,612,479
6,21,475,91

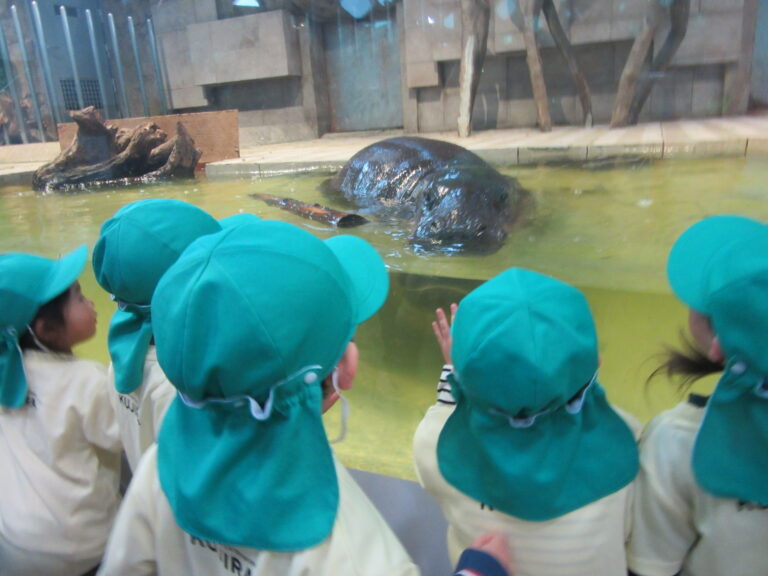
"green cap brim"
43,245,88,304
325,235,389,323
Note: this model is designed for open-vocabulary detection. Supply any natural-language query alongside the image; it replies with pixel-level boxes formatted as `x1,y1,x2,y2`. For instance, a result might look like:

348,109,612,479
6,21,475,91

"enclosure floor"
213,111,768,178
1,113,767,186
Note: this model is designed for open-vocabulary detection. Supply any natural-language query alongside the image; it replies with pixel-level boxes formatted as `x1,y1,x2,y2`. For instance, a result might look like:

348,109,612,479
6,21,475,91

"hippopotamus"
328,136,527,253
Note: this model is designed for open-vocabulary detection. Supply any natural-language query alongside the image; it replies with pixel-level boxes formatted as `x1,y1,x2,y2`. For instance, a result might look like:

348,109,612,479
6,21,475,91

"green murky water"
2,156,767,480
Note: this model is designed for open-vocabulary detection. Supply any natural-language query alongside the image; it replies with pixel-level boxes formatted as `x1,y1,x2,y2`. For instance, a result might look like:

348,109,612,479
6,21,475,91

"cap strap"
754,379,768,400
177,364,324,421
489,371,598,429
327,369,350,444
26,325,52,353
113,296,151,313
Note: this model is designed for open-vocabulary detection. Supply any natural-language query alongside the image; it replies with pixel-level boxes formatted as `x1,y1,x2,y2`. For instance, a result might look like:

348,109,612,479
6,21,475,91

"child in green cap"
97,219,516,576
97,219,423,575
0,247,122,576
628,215,768,576
92,198,222,473
413,267,640,576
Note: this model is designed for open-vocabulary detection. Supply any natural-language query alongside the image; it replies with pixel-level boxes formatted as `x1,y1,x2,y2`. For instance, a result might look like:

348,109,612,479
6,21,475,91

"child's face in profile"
57,281,97,352
321,341,358,414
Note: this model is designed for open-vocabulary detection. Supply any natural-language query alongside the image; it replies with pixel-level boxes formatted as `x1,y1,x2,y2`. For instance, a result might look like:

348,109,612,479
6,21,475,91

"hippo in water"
328,136,527,253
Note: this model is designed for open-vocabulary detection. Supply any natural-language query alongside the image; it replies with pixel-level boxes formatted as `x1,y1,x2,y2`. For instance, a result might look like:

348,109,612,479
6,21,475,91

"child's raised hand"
432,303,457,365
470,532,514,575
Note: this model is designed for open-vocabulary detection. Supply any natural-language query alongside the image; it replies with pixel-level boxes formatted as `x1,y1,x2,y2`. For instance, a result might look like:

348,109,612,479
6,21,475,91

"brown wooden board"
56,110,240,165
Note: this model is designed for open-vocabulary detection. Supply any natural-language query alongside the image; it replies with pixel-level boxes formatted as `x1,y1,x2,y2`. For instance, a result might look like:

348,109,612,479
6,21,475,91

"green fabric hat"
668,215,768,504
0,246,87,408
153,220,388,550
92,199,221,394
218,212,260,229
437,268,638,521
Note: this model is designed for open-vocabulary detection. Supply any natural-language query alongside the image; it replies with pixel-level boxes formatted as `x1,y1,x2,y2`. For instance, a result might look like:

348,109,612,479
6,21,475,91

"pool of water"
2,156,767,479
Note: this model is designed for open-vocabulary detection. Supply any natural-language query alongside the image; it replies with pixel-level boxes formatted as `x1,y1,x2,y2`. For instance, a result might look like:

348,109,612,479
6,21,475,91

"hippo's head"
412,166,516,254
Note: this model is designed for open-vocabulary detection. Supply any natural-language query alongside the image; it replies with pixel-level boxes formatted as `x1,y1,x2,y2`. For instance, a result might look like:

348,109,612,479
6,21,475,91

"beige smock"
628,401,768,576
98,443,420,576
108,346,176,471
413,400,639,576
0,350,122,576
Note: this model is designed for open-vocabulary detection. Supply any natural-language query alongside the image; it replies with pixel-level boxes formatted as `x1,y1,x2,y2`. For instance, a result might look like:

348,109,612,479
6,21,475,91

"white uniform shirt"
108,346,176,471
413,401,639,576
0,350,122,576
628,400,768,576
98,443,420,576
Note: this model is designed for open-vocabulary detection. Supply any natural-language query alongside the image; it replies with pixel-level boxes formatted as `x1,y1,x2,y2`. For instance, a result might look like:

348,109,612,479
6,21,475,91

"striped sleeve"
437,364,455,405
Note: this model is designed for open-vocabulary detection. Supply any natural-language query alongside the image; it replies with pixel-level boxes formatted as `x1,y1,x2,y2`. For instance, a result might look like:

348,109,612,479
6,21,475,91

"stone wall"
150,0,323,144
402,0,758,132
752,0,768,106
144,0,760,143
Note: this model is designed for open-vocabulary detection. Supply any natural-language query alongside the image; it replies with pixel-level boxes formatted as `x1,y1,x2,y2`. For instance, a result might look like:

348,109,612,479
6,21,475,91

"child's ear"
336,342,359,391
32,317,59,348
708,336,725,364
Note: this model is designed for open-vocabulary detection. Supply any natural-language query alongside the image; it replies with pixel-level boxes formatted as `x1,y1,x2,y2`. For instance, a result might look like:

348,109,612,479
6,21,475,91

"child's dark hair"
647,331,723,392
19,289,69,351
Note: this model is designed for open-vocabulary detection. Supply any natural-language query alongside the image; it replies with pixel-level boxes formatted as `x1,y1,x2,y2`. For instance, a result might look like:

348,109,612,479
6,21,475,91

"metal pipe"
11,5,45,141
59,4,84,111
127,16,149,116
108,13,130,117
146,18,167,115
30,1,61,125
85,9,110,119
0,20,29,143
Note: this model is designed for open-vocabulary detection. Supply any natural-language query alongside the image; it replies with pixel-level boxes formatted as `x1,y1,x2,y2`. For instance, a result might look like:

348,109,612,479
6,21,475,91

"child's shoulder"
62,355,108,377
640,400,703,449
45,354,108,391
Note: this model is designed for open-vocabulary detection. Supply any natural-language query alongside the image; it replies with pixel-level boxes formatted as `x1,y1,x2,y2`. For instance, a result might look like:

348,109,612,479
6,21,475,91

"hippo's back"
330,137,490,207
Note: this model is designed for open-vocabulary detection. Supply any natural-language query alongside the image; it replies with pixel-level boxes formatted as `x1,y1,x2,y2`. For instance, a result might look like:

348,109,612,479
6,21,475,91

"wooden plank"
55,110,240,165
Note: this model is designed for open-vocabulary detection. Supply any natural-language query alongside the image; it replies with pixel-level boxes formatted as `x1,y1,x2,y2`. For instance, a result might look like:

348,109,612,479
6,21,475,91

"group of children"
0,196,765,576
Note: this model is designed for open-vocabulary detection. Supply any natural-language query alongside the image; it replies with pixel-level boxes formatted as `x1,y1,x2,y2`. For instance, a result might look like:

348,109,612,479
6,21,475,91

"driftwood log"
32,107,202,192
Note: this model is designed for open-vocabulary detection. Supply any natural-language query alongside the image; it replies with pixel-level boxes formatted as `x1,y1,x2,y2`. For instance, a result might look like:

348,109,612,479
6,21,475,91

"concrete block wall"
187,11,301,86
751,0,768,105
151,0,215,109
402,0,757,132
150,0,319,144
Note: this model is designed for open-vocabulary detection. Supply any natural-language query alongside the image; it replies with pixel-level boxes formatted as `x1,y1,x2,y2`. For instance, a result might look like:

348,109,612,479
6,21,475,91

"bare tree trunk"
521,0,552,131
612,0,690,127
457,0,490,137
628,0,690,124
541,0,593,126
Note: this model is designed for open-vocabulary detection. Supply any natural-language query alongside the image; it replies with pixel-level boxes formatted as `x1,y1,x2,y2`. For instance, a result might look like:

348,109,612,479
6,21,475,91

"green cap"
668,215,768,504
153,220,388,550
437,268,638,521
218,212,260,229
92,199,222,394
0,246,88,408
